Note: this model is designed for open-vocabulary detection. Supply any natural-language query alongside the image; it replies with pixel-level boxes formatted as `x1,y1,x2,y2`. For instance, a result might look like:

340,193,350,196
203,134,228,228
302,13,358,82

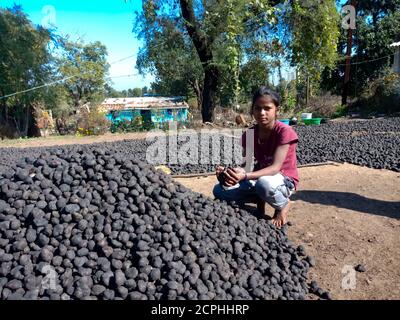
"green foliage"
42,84,73,118
288,0,340,105
76,108,110,136
105,85,145,98
289,0,339,74
0,5,112,137
238,57,271,101
110,117,142,133
135,0,281,118
120,87,146,97
332,104,348,118
281,91,297,114
321,1,400,98
109,115,157,133
135,9,203,101
105,84,122,98
275,79,298,114
354,69,400,115
307,93,343,118
57,39,110,109
0,5,54,136
130,88,143,97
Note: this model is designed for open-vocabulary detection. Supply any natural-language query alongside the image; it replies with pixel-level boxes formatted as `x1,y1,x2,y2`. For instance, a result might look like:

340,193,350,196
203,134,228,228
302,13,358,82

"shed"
100,97,189,125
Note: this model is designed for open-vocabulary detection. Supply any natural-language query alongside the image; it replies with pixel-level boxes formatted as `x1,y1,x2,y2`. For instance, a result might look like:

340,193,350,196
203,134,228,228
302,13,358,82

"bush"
354,70,400,115
55,116,78,135
0,122,19,139
187,97,199,110
332,104,348,118
110,117,143,133
278,80,297,115
76,107,110,136
306,93,343,118
35,109,54,131
110,116,161,133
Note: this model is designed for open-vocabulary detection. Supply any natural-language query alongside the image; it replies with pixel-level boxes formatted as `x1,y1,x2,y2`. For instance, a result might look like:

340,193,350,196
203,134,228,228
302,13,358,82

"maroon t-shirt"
241,121,299,189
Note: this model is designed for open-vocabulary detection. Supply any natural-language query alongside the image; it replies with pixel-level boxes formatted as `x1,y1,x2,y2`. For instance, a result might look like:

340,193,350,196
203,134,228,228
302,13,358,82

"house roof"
100,96,189,112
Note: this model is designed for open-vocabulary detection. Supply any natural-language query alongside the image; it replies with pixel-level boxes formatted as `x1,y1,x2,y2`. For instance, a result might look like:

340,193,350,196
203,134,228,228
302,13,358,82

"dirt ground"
175,163,400,300
0,132,151,149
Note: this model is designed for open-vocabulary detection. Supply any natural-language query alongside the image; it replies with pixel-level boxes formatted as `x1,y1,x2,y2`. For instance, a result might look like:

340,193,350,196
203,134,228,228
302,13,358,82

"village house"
99,96,189,125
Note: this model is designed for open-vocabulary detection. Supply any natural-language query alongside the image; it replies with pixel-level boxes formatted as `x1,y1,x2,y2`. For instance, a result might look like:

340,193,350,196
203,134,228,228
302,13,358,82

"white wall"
393,47,400,74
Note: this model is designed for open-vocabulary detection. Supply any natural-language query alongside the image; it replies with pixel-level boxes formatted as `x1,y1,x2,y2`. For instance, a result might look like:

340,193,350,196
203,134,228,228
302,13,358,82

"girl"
213,87,299,228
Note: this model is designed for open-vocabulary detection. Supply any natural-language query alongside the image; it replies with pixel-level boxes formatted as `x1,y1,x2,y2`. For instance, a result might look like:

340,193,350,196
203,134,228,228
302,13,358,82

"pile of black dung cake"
0,148,326,300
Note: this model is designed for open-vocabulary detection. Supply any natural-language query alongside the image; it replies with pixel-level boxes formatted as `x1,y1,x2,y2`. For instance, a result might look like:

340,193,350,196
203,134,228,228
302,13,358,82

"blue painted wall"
106,108,188,124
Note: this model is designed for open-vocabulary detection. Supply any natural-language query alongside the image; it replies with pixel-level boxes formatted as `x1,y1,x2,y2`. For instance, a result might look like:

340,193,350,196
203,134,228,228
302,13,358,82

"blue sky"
0,0,154,90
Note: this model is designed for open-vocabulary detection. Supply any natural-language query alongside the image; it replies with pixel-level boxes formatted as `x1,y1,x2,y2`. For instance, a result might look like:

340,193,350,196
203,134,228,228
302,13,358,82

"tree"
321,0,400,101
135,0,282,122
239,57,272,101
287,0,340,106
136,15,203,105
105,84,122,98
57,39,110,110
0,5,55,136
129,88,143,97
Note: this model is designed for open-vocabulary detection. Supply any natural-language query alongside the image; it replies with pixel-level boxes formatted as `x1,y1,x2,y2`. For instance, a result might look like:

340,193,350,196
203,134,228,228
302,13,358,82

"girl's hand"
215,166,225,177
225,167,246,185
233,167,246,176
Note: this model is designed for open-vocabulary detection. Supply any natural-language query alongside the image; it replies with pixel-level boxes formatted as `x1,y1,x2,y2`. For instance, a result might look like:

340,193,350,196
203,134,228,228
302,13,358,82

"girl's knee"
255,177,291,209
213,183,243,203
213,183,224,200
255,176,275,196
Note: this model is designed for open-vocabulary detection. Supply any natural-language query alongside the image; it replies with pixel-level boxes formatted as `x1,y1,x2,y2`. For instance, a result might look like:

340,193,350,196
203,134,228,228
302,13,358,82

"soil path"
175,163,400,300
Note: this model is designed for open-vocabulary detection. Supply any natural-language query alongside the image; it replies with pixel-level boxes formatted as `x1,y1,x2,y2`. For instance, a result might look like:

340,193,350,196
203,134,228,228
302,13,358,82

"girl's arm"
224,144,290,185
246,143,290,179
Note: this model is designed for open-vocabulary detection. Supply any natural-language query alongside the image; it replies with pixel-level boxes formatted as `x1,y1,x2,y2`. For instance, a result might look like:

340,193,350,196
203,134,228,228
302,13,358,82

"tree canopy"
0,5,111,137
134,0,347,121
321,0,400,99
135,0,285,122
0,5,54,136
57,39,110,109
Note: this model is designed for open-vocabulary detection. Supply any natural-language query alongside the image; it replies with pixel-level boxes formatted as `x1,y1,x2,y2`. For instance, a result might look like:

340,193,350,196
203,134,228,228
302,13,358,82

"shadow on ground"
292,190,400,219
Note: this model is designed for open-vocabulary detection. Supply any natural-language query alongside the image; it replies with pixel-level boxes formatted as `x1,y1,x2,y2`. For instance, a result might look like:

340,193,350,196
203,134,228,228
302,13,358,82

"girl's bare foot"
271,201,290,228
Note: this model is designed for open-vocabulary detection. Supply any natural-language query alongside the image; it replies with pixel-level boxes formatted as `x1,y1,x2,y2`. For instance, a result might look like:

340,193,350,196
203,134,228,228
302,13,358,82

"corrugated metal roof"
100,96,189,112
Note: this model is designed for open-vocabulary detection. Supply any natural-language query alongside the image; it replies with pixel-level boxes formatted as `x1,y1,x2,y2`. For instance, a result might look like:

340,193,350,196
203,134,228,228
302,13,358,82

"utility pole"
306,73,310,107
342,0,357,106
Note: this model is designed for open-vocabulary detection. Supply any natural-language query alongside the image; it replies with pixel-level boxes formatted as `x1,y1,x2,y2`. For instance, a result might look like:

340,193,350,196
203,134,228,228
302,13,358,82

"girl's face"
252,95,278,127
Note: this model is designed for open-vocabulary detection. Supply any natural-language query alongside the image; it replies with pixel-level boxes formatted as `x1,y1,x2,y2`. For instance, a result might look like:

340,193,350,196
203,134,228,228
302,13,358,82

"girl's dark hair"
251,87,281,113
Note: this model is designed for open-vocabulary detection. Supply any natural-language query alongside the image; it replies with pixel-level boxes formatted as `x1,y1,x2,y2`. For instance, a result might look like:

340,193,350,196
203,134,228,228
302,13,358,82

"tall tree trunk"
23,104,30,137
180,0,219,123
0,101,6,124
202,65,219,122
342,0,356,106
295,68,300,108
306,74,310,107
194,79,202,110
0,91,8,124
27,105,40,137
188,78,203,109
342,26,353,106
